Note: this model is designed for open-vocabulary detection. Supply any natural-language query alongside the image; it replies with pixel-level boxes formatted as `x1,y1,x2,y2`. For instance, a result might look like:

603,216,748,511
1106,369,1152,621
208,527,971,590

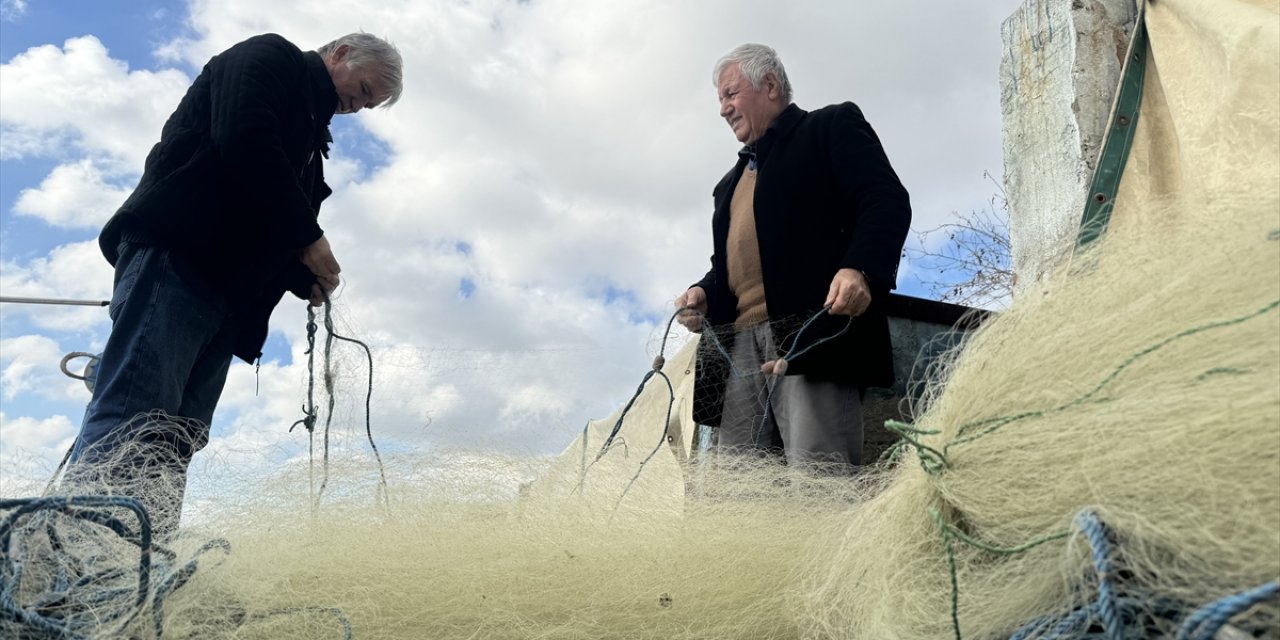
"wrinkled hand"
307,283,327,307
675,286,708,331
825,268,871,317
300,235,341,307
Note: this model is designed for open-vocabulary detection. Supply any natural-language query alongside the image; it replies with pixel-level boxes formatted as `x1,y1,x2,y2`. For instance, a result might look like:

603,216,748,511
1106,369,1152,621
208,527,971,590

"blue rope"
3,495,355,637
1075,510,1123,639
1005,509,1131,640
1008,596,1168,640
2,496,154,637
1007,510,1280,639
150,538,233,637
1176,580,1280,640
1,496,154,605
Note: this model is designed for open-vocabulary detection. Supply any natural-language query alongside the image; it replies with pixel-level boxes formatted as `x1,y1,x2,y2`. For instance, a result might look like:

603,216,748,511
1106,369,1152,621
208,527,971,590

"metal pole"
0,296,109,307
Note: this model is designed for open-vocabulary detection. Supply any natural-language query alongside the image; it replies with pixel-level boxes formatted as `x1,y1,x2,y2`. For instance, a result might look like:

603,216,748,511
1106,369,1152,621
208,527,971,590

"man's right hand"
300,235,342,307
675,286,708,331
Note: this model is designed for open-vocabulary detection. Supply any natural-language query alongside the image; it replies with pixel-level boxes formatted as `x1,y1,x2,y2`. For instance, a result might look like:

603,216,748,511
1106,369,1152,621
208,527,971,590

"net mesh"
4,0,1279,635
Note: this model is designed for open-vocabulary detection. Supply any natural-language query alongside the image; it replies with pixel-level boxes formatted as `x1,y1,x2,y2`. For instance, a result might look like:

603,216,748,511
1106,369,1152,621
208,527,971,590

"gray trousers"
716,324,864,469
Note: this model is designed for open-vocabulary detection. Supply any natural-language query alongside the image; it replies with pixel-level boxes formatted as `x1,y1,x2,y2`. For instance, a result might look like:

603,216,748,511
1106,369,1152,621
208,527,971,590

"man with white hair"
676,43,911,471
63,32,404,533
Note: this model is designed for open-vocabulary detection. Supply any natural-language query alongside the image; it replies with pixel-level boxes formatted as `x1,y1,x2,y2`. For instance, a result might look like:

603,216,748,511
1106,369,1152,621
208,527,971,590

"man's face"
325,45,391,115
717,63,781,145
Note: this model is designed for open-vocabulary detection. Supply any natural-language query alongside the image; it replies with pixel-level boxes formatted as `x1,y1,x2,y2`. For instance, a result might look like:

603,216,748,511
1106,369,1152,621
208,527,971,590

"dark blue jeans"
65,242,239,533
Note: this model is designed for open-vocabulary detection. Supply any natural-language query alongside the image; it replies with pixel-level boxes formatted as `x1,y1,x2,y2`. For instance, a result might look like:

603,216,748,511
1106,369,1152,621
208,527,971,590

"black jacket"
693,103,911,423
100,33,338,362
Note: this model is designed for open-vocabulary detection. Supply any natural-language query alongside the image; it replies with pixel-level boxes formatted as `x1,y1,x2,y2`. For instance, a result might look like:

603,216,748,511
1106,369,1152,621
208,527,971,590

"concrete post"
1000,0,1136,292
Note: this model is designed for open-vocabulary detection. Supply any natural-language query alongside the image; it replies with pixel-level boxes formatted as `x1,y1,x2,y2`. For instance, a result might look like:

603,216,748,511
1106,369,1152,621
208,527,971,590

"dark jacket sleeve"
693,263,715,296
209,35,324,252
827,102,911,292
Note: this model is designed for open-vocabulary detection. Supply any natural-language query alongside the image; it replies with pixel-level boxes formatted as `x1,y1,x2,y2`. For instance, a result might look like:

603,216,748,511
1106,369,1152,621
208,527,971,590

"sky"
0,0,1027,496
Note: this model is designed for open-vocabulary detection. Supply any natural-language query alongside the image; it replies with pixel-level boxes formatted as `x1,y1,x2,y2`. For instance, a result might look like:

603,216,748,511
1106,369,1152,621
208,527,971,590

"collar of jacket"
304,51,339,156
739,102,805,168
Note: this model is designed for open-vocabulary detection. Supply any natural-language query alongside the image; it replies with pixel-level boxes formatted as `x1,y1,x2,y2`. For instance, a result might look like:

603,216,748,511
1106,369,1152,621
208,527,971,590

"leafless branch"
907,172,1013,310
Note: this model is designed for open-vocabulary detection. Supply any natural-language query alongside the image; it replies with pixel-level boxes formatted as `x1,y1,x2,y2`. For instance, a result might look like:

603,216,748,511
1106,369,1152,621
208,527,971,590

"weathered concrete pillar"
1001,0,1137,292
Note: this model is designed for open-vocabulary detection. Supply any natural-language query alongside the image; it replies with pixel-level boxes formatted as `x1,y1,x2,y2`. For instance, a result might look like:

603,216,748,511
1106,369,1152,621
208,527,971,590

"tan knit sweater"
726,167,769,328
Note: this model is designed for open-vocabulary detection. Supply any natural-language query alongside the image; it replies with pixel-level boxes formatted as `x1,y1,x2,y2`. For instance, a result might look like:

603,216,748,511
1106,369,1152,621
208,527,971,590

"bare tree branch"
907,171,1013,310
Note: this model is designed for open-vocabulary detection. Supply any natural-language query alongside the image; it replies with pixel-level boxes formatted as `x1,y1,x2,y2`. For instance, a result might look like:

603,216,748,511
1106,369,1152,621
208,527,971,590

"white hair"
712,43,793,103
316,32,404,108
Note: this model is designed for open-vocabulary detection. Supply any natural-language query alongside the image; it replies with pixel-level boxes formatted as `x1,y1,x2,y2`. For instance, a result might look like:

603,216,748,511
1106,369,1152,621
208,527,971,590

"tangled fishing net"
3,0,1278,637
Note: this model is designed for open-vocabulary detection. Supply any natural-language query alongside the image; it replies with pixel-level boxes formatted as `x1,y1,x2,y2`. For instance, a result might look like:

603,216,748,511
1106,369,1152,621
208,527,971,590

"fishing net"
3,0,1277,637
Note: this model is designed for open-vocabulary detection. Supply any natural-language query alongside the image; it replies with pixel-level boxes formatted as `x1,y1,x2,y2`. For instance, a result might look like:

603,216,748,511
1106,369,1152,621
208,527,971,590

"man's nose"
719,101,732,118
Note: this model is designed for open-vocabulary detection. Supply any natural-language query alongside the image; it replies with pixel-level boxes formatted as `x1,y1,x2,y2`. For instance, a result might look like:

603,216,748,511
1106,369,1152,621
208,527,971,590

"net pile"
797,208,1279,638
6,189,1276,638
3,0,1278,637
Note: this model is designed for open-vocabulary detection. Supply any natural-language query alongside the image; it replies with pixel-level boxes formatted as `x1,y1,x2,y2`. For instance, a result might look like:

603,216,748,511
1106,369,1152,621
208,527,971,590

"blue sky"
0,1,188,64
1,0,1023,495
0,4,195,257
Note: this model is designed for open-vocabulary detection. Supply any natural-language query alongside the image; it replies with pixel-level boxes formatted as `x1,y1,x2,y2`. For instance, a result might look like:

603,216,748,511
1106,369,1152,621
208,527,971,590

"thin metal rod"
0,296,109,307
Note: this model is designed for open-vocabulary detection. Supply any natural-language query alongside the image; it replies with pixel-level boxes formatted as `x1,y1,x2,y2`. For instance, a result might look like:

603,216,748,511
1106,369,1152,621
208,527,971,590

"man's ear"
331,43,351,64
764,72,781,100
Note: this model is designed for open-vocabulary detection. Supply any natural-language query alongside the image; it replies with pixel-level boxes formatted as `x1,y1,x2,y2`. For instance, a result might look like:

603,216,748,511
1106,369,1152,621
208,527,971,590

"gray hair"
712,43,793,103
316,32,404,108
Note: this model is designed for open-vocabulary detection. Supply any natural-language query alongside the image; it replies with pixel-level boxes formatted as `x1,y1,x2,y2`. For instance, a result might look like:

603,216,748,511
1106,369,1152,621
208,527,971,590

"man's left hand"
825,268,871,317
308,283,327,307
300,235,342,307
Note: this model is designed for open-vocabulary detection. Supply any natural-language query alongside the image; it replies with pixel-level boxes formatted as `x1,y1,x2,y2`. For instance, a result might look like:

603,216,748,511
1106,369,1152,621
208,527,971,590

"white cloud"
0,240,115,334
498,384,572,430
0,411,76,451
13,158,134,229
0,35,190,168
0,0,1028,490
0,412,77,497
0,335,67,401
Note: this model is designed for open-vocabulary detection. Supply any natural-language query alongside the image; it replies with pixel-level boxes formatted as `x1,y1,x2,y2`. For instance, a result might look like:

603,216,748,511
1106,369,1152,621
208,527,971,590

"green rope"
946,411,1044,455
1196,367,1249,381
1060,299,1279,412
882,421,948,473
892,301,1280,633
930,507,1070,555
929,507,1071,640
948,299,1278,452
883,300,1278,478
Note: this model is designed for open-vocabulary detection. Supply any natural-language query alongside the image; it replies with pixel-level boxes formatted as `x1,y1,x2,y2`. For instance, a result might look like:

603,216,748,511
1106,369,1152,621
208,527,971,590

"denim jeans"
65,242,239,533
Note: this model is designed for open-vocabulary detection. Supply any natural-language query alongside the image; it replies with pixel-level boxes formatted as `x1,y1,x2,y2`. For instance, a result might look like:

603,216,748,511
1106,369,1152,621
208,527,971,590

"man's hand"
300,235,341,307
675,286,708,331
307,283,327,307
825,268,871,317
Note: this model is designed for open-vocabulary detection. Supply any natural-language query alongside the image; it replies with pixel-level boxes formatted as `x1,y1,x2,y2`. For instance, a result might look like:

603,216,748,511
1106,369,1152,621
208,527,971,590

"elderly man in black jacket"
64,32,403,533
676,43,910,472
